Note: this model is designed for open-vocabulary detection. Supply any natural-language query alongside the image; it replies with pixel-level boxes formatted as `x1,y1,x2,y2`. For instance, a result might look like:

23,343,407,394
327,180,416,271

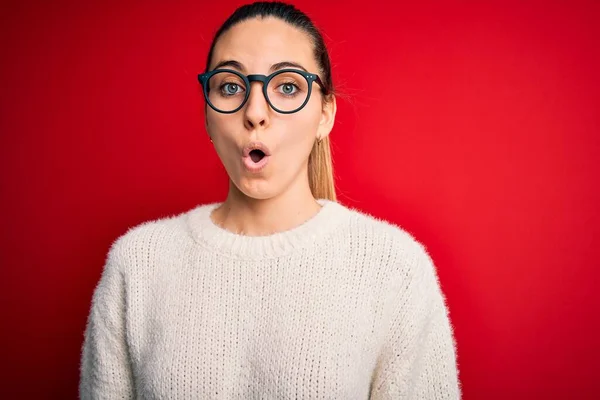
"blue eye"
220,83,243,96
282,84,295,94
277,82,299,96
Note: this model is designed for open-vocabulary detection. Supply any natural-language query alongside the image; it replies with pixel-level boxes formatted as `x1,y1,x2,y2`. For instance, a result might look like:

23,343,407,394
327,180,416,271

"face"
205,17,335,200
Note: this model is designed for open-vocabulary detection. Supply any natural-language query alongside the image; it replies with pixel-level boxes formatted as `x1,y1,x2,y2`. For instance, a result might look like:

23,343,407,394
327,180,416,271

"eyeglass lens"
207,71,310,113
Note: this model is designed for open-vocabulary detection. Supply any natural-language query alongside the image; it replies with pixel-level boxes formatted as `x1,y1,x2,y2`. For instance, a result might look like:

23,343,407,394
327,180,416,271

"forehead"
211,17,316,73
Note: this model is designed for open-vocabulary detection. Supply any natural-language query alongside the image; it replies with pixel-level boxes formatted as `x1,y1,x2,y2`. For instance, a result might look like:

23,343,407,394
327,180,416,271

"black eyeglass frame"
197,68,329,114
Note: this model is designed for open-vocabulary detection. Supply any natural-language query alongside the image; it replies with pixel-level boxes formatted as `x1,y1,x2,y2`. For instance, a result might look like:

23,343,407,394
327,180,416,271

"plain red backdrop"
1,0,598,398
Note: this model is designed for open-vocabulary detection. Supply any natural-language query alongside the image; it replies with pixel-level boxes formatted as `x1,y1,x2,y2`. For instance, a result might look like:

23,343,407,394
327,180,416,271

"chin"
235,175,278,200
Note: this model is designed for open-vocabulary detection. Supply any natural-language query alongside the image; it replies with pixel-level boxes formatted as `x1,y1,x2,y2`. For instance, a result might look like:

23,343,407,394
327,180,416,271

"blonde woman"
79,1,460,398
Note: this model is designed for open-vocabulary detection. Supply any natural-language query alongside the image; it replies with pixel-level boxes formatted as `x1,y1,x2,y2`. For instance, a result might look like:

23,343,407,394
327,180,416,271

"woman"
79,1,460,399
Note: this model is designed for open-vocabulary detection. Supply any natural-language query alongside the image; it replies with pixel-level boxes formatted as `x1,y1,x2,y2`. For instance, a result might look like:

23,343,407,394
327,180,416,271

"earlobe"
204,105,209,131
318,95,337,140
204,110,212,143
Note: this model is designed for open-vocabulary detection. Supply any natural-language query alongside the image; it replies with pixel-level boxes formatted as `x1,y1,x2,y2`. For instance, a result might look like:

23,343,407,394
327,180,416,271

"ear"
317,95,337,141
204,104,212,141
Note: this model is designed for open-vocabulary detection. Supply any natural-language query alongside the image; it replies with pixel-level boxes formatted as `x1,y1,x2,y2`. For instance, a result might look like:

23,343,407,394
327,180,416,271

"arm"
79,241,135,399
370,245,461,399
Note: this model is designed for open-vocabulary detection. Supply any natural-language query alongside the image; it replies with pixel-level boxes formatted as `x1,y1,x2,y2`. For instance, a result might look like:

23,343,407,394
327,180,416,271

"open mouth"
249,149,266,163
242,142,271,172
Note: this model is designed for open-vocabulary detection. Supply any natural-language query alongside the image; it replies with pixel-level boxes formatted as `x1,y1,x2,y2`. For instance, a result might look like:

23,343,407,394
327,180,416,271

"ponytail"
308,136,336,201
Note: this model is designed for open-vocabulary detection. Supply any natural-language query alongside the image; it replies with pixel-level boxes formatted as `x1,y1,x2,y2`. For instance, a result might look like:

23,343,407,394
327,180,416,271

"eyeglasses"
197,68,328,114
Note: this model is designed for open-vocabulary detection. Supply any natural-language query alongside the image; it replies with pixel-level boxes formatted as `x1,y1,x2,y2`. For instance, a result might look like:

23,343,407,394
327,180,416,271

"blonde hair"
308,135,336,201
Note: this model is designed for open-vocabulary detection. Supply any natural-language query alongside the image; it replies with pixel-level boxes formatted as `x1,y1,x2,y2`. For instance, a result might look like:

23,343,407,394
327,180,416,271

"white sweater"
79,200,460,399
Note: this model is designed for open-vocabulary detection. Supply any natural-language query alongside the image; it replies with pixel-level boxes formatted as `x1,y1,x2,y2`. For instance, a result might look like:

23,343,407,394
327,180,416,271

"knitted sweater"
79,200,460,399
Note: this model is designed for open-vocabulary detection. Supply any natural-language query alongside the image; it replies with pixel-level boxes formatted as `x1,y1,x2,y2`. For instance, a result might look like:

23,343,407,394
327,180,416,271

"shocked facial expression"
205,17,333,200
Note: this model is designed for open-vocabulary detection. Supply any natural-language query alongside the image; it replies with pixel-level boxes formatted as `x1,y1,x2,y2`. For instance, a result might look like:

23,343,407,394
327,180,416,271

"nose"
243,81,270,130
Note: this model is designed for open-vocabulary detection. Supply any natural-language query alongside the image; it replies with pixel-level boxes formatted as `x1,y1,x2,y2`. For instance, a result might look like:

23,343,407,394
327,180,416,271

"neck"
212,176,322,236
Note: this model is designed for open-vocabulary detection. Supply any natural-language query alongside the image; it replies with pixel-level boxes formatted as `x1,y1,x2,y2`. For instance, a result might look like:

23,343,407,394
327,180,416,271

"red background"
1,0,599,398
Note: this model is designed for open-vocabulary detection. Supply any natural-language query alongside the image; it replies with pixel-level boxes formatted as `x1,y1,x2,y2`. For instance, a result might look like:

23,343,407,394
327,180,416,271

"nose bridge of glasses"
245,75,270,108
246,74,268,86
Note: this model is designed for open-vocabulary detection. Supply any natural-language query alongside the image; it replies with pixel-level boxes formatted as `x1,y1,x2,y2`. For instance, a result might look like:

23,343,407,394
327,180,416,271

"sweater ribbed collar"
186,199,349,260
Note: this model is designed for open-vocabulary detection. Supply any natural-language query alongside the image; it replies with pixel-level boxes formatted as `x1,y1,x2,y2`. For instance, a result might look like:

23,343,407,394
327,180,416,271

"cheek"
205,113,242,167
206,113,242,150
285,104,321,145
273,107,320,166
205,111,230,137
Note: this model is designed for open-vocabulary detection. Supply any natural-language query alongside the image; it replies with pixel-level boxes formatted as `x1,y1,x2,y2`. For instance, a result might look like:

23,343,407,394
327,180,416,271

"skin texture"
205,17,337,236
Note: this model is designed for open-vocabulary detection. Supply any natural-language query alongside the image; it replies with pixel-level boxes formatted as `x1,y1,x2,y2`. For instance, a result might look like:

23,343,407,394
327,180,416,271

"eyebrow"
211,60,309,73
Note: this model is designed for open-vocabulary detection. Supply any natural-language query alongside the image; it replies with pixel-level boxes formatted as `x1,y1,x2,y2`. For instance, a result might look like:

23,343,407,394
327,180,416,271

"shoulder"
340,202,427,254
339,204,446,309
105,204,211,270
338,202,435,275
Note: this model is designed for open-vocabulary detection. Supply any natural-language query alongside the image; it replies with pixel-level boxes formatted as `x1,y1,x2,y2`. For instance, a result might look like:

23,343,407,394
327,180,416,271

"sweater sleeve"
370,245,461,399
79,241,135,399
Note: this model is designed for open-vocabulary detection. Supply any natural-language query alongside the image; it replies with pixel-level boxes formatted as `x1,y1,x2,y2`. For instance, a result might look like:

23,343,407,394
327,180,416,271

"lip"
242,141,272,157
242,141,271,173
